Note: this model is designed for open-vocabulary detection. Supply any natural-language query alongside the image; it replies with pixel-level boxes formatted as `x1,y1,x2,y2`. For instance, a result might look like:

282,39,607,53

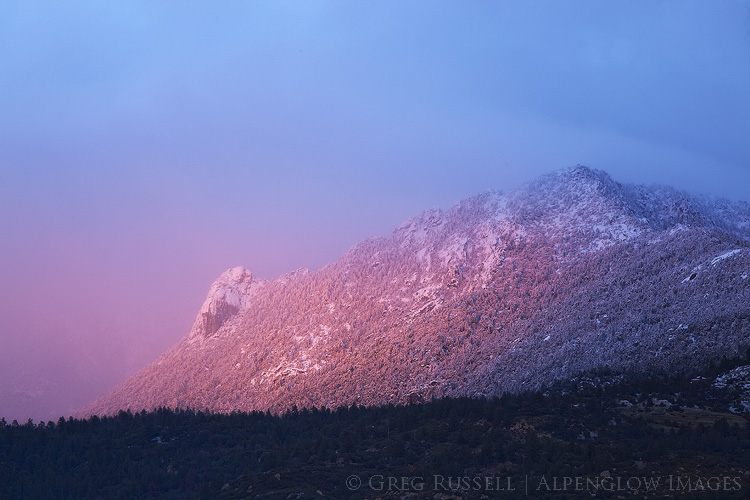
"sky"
1,1,749,422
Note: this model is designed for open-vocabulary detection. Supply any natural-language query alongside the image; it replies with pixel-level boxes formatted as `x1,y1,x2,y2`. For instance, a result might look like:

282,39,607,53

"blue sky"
1,1,749,420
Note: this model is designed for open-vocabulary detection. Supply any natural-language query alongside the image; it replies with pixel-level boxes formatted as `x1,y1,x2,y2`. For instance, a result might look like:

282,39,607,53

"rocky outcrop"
187,267,263,342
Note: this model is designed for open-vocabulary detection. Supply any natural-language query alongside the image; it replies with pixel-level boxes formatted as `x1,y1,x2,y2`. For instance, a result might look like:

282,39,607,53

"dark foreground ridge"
4,356,750,500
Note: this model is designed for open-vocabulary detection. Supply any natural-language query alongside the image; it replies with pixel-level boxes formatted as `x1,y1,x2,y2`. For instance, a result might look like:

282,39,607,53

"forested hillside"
5,359,750,500
84,167,750,417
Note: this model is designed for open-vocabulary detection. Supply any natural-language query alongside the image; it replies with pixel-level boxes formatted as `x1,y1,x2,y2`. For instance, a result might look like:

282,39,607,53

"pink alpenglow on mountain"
82,166,750,416
187,267,265,342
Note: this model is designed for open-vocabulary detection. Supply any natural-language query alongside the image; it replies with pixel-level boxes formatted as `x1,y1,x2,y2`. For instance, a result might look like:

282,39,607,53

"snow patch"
260,357,326,381
416,246,430,264
711,249,742,266
437,237,468,265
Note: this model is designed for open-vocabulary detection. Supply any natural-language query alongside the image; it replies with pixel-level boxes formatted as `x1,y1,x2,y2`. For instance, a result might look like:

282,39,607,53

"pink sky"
1,1,749,422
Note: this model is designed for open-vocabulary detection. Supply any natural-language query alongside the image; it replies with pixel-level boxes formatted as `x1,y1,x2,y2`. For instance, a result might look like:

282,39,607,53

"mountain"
83,166,750,416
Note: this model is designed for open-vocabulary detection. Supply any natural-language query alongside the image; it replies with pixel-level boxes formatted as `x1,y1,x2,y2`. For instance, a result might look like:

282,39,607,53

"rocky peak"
527,165,619,197
187,266,261,342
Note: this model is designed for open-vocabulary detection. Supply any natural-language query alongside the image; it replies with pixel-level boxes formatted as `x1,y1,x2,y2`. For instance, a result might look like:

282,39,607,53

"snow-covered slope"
82,166,750,416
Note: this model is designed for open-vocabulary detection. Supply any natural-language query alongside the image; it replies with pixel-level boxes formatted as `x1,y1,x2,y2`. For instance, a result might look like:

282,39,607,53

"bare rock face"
187,267,262,342
82,166,750,417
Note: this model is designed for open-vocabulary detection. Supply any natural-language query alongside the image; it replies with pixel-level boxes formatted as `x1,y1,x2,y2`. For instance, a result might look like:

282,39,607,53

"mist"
1,1,749,421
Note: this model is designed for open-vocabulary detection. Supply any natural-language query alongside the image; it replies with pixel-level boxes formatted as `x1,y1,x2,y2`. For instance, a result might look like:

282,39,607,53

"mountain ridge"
82,166,750,416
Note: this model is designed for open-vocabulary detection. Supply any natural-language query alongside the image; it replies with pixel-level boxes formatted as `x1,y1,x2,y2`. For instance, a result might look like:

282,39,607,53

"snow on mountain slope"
82,166,750,416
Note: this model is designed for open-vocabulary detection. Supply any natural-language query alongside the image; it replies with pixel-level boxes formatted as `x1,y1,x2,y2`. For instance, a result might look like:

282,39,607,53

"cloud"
1,0,749,421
